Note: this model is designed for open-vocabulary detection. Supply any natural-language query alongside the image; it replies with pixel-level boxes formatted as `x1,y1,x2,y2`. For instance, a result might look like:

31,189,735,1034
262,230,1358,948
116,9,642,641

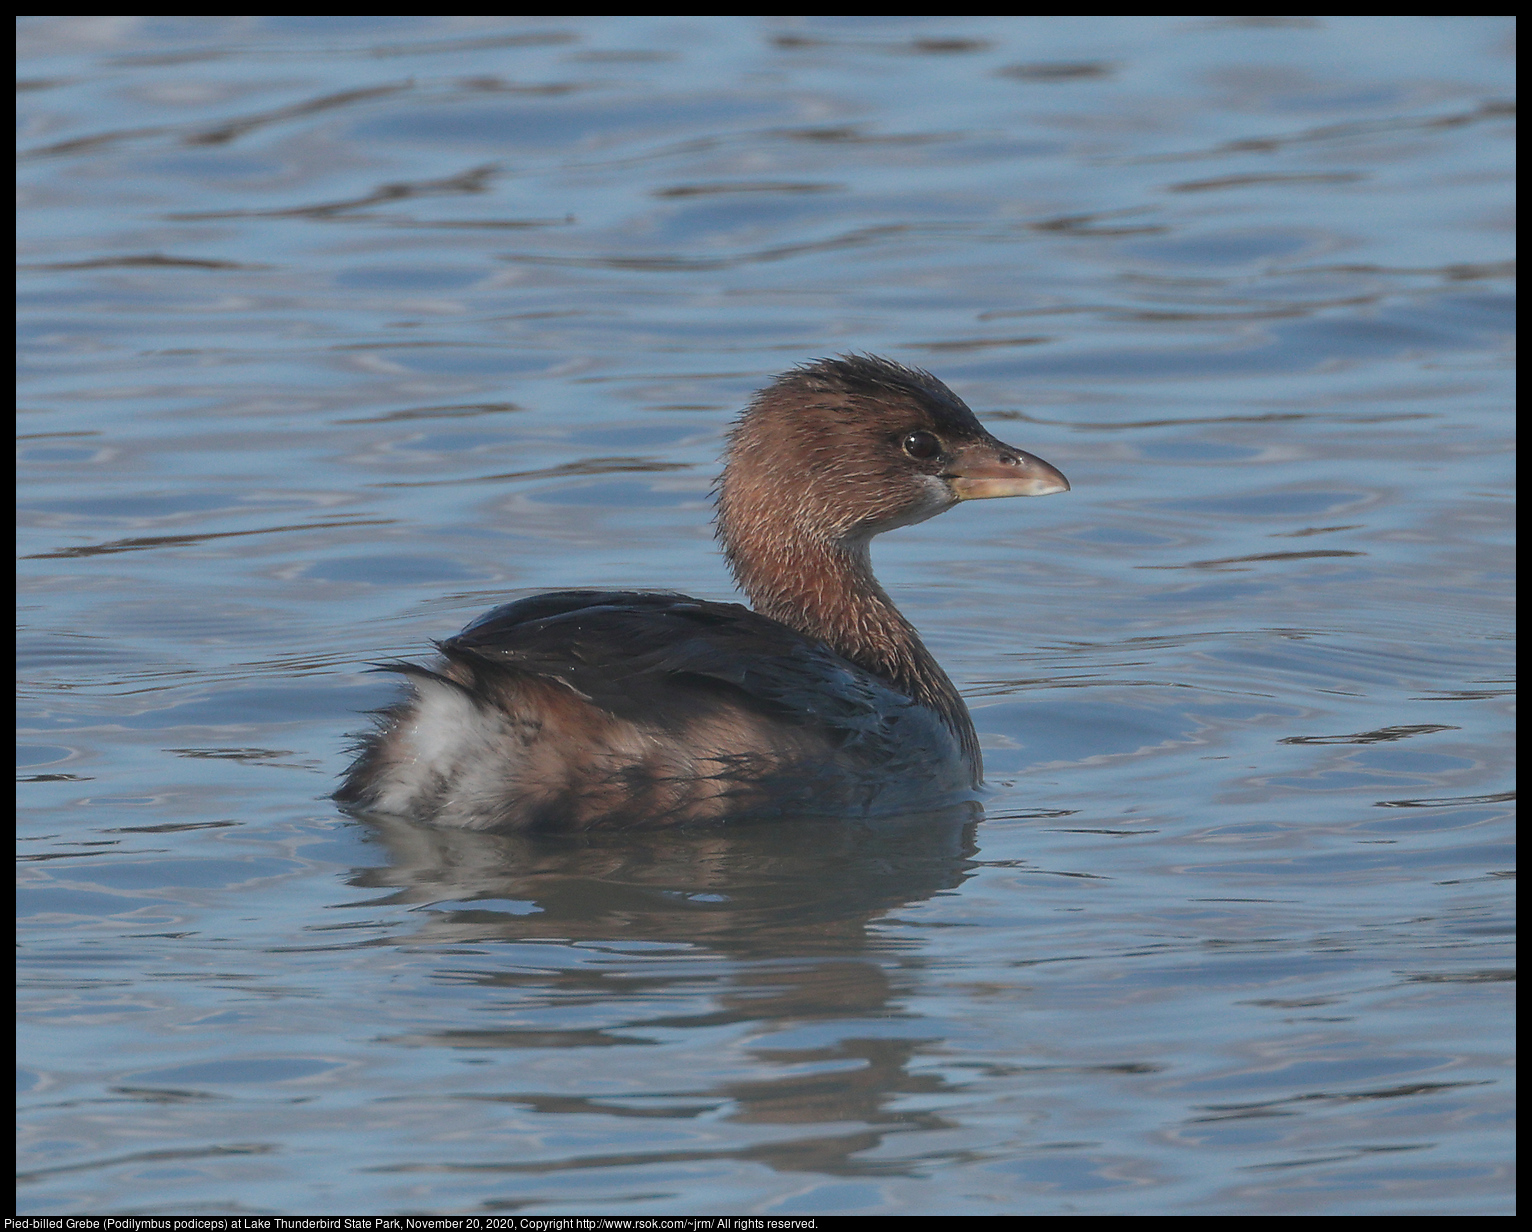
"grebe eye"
902,431,941,461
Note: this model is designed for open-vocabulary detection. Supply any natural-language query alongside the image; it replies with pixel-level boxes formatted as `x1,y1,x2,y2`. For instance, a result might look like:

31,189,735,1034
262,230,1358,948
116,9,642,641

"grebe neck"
721,523,981,776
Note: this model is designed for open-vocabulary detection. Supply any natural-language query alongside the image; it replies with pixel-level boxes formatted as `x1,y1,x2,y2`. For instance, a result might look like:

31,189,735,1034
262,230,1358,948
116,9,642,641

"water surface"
17,16,1515,1216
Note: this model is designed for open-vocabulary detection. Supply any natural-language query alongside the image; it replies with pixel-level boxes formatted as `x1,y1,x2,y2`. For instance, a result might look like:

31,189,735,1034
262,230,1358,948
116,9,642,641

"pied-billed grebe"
337,355,1068,830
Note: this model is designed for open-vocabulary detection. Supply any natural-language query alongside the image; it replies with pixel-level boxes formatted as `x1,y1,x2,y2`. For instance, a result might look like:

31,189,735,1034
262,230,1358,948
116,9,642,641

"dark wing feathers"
443,589,907,739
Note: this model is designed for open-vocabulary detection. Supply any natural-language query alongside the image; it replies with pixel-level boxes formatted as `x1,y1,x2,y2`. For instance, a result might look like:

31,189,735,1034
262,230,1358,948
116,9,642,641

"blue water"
17,16,1514,1215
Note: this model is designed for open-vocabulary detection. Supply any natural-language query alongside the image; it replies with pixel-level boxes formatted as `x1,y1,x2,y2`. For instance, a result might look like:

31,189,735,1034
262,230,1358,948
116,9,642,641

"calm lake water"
17,16,1515,1216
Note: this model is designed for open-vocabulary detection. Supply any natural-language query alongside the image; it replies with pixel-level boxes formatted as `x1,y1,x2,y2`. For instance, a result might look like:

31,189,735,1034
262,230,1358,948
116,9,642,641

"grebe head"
716,354,1069,564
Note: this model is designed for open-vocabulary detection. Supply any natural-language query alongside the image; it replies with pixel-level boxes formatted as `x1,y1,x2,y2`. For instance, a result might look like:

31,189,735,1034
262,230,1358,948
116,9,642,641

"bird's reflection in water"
345,807,987,1175
352,804,980,956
